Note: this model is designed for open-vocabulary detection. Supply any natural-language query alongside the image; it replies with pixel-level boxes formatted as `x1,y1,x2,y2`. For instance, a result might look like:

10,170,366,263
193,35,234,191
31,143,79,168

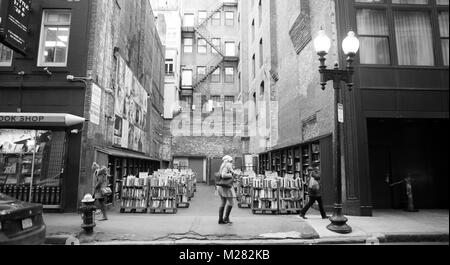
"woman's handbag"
215,172,233,188
101,187,112,197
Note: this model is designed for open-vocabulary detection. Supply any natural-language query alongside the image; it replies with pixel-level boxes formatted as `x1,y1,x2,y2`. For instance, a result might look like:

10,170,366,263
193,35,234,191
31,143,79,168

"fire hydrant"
79,194,96,234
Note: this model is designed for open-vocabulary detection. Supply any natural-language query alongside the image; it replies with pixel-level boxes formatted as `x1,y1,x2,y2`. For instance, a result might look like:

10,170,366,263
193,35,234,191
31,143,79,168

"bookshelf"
279,176,303,214
294,147,301,180
237,175,252,208
251,177,279,215
120,175,150,213
149,176,178,214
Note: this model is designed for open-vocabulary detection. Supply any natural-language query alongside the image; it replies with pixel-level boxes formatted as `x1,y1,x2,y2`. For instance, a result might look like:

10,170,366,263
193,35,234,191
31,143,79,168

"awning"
0,113,86,128
97,147,160,161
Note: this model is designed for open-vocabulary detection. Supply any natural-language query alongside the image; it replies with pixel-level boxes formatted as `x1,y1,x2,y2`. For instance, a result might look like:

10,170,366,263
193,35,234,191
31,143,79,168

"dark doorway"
189,157,204,183
368,118,449,209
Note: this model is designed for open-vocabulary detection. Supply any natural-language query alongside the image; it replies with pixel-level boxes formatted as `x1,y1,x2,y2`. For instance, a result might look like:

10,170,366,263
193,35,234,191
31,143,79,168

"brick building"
241,0,449,216
0,0,166,212
169,0,244,184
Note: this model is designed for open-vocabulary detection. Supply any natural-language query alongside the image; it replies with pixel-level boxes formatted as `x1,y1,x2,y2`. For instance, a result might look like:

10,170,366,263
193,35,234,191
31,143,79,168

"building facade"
169,0,244,184
242,0,448,216
0,0,166,212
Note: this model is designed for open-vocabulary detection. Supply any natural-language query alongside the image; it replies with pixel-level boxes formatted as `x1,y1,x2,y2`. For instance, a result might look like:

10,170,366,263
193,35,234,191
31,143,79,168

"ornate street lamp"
313,28,360,234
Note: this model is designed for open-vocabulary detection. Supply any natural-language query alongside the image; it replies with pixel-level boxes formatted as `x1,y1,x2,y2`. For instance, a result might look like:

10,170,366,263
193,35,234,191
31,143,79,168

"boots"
224,206,233,224
218,207,226,224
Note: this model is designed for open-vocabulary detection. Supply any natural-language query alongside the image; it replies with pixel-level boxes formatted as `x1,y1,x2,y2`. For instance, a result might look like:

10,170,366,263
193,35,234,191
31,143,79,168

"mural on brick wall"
113,56,149,154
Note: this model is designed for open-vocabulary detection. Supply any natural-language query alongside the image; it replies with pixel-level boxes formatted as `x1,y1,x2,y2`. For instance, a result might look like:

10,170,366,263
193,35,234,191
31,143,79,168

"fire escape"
182,1,239,99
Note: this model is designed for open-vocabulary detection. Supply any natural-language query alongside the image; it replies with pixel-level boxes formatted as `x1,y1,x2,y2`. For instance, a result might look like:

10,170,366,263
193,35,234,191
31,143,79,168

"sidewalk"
43,184,449,245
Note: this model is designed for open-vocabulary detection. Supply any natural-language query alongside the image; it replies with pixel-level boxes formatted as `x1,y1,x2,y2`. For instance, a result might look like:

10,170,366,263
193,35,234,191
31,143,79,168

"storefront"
0,113,85,210
258,134,334,211
94,147,161,206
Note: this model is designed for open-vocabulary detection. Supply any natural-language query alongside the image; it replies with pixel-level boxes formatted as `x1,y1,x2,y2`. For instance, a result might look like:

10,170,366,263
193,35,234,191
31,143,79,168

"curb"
384,233,449,243
45,235,80,245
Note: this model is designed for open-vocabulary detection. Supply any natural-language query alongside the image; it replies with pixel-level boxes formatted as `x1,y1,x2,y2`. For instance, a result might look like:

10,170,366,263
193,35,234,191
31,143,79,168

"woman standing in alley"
217,155,237,225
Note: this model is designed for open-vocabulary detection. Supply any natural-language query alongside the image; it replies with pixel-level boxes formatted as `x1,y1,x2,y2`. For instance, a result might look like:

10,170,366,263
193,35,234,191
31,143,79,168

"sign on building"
0,0,32,56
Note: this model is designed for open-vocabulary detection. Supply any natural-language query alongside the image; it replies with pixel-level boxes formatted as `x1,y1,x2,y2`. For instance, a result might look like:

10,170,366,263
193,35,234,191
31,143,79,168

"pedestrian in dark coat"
217,155,236,225
300,169,330,220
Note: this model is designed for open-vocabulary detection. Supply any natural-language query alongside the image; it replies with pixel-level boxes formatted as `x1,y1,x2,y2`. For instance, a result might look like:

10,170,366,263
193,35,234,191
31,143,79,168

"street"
44,184,449,245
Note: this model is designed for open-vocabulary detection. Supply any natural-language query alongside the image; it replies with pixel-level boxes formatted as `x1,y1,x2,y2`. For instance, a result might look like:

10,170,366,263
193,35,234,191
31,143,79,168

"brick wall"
78,0,166,200
244,0,339,154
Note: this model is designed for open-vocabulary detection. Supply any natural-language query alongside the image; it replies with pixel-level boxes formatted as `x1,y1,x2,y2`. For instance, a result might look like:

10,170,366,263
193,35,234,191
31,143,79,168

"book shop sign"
0,113,86,127
0,0,32,56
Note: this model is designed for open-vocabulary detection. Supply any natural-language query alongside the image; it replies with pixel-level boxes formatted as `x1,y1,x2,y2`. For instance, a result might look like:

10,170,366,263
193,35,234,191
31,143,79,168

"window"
252,54,256,79
251,20,255,43
38,10,72,67
183,13,195,27
165,59,174,74
355,0,449,66
0,129,66,206
182,69,193,87
211,95,222,104
212,11,221,26
197,66,207,80
439,11,449,65
198,38,207,54
198,11,207,24
260,81,265,99
211,67,221,83
258,0,262,26
394,11,434,66
0,44,13,67
225,96,235,103
356,9,391,64
259,39,264,67
225,12,235,26
225,42,235,56
225,67,235,83
211,38,221,54
183,37,193,53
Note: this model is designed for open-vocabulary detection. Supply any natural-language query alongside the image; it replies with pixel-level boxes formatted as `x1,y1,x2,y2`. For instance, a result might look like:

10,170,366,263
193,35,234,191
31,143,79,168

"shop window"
38,10,72,67
0,129,66,207
0,44,13,67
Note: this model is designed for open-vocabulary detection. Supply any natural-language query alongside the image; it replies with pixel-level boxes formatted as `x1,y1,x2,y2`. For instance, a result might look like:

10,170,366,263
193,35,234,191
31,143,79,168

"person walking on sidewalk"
94,167,109,221
300,168,330,220
217,155,237,225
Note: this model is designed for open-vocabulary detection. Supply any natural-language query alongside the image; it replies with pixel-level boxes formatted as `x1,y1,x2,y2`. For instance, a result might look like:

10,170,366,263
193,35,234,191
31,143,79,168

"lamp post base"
327,205,352,234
